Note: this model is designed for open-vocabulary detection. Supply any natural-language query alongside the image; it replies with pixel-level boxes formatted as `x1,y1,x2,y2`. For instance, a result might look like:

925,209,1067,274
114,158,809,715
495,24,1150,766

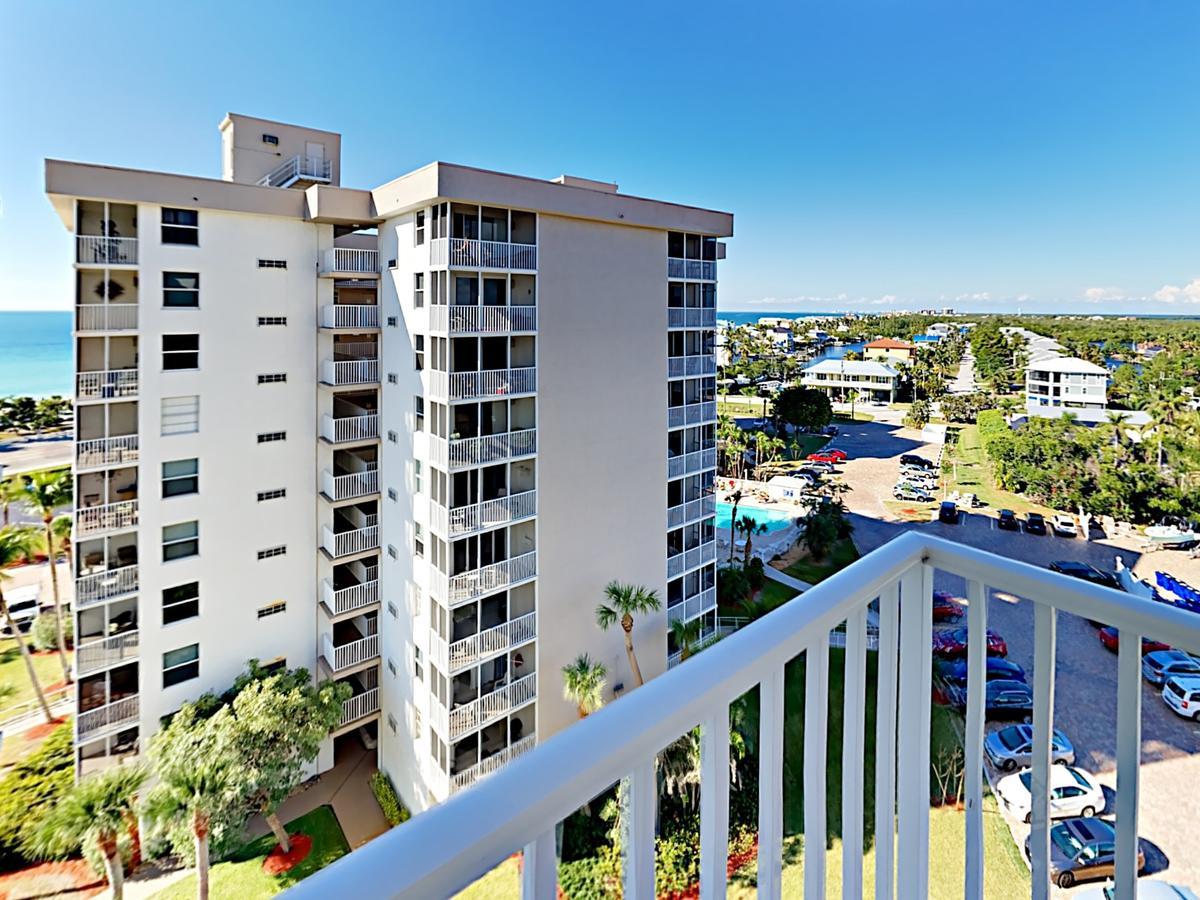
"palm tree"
727,488,744,564
735,514,769,566
669,618,703,662
997,396,1019,421
0,525,54,723
561,654,607,718
596,581,662,689
21,470,72,682
31,764,147,899
52,515,73,571
0,478,25,526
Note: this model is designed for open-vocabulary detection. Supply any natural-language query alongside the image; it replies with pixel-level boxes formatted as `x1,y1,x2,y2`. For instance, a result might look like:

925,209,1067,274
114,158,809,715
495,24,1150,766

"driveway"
826,417,941,519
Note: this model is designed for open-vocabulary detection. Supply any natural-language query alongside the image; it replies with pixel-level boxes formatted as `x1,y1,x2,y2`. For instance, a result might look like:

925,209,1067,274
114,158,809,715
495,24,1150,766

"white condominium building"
47,114,731,809
1024,356,1109,411
801,358,899,403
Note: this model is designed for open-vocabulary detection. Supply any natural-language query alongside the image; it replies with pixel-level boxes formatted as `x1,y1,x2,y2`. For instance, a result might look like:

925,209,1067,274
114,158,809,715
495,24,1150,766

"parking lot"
829,417,1200,894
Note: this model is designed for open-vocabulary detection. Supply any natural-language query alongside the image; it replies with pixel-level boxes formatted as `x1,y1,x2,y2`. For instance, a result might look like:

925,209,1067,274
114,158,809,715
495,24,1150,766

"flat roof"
803,359,899,377
1026,356,1109,375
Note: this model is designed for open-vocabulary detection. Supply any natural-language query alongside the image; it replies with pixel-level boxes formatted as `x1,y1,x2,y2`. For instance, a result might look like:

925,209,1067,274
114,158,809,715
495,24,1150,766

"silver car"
984,723,1075,772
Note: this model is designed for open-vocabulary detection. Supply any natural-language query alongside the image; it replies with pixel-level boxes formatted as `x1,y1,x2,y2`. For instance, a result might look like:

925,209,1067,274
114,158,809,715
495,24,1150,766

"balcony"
322,521,379,558
76,235,138,266
76,500,139,537
77,369,138,401
293,531,1200,900
340,687,380,728
321,305,379,329
668,401,717,429
257,154,332,189
441,367,536,401
322,468,379,502
76,435,139,469
321,413,379,444
429,237,537,271
667,447,717,479
448,612,537,673
668,355,717,378
450,734,537,795
75,564,138,609
667,539,716,579
322,578,379,617
322,634,379,672
76,631,139,677
320,248,378,277
667,495,716,529
77,694,139,742
668,307,718,329
321,358,379,387
431,429,537,470
447,672,537,741
76,304,138,332
437,490,537,538
667,257,717,280
429,305,537,335
436,550,538,607
667,587,717,625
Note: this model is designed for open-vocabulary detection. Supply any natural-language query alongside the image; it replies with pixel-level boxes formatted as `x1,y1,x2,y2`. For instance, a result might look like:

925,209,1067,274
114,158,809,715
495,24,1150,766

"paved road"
949,351,980,395
0,433,73,477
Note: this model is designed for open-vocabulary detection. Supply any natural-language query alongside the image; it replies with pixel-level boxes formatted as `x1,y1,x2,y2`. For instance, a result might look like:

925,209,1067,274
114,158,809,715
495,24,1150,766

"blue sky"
2,1,1198,314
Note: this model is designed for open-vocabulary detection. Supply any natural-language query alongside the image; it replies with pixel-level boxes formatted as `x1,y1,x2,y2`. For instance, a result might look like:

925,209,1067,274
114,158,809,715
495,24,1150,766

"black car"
1024,512,1047,535
997,509,1019,531
939,501,959,524
900,454,935,470
1049,561,1120,590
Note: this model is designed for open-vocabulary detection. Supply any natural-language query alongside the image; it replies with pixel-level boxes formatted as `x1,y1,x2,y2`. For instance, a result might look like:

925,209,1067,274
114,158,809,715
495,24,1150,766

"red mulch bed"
658,836,759,900
22,718,67,741
0,859,104,899
262,834,313,875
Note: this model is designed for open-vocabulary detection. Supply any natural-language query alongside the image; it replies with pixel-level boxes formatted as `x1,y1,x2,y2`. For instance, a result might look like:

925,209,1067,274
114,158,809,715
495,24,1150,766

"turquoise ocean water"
0,312,73,397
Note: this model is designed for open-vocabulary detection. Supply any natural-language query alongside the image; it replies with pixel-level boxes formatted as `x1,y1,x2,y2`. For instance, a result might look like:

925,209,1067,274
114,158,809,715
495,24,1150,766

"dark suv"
1024,512,1047,535
939,501,959,524
1049,561,1120,590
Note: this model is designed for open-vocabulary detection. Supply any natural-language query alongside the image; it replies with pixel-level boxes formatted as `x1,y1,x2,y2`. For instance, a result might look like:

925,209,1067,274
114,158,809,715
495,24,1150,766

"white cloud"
955,291,992,302
873,294,899,305
1152,278,1200,304
1083,286,1125,301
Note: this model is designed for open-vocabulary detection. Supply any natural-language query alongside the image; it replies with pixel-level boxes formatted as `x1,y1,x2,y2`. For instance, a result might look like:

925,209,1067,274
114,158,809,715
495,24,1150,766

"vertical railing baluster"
758,666,785,900
842,604,868,898
874,580,900,900
1030,602,1057,900
896,563,933,900
1115,628,1142,900
623,761,657,898
804,634,829,897
699,710,730,899
521,828,556,900
963,579,986,900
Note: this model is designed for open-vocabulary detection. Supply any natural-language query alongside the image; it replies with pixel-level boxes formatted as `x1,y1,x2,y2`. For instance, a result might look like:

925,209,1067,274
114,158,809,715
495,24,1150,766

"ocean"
0,312,73,397
717,310,841,327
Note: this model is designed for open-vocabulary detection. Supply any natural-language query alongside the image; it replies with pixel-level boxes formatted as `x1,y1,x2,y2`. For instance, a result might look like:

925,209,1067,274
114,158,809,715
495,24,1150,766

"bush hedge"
31,612,72,652
0,722,74,868
369,770,410,826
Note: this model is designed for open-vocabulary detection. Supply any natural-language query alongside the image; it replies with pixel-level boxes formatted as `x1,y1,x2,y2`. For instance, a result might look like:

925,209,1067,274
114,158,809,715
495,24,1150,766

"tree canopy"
773,386,832,431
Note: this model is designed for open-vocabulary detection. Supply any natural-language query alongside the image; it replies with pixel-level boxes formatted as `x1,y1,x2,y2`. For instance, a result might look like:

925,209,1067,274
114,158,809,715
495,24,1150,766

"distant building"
768,327,795,352
801,359,899,403
1025,356,1109,411
864,338,918,364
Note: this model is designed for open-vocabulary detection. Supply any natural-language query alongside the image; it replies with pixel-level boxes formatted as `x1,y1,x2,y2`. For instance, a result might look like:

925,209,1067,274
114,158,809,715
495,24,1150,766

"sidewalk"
763,565,812,592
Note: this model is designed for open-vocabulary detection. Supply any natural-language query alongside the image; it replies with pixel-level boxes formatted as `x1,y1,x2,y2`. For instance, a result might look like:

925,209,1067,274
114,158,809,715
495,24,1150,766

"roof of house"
1026,356,1109,375
802,359,899,377
1019,406,1152,427
865,338,918,351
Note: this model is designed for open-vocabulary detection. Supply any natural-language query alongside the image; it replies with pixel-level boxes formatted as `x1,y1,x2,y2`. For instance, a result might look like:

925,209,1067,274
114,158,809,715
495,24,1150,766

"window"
257,431,286,443
257,259,287,269
163,521,199,561
414,460,423,494
387,316,398,327
163,643,200,687
163,334,199,370
414,335,425,370
413,273,425,308
387,545,398,559
162,208,199,245
414,645,424,681
387,714,398,734
162,582,199,624
414,210,426,245
261,657,286,673
388,658,398,676
257,488,286,502
258,373,286,384
257,545,286,560
257,600,287,618
162,459,198,497
257,316,287,326
161,396,199,435
387,373,398,385
414,397,425,431
415,523,425,557
163,272,199,308
387,601,398,618
387,430,398,443
413,707,423,740
387,488,398,501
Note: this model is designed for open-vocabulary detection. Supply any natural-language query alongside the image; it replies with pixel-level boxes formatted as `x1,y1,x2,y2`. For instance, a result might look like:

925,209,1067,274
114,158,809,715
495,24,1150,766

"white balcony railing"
322,578,380,617
76,435,139,469
292,531,1200,900
448,367,537,400
75,564,138,609
667,588,718,625
450,734,538,795
668,355,718,378
447,672,537,741
76,235,137,265
322,248,379,276
76,304,138,332
443,490,537,538
321,413,379,443
667,257,717,280
322,469,379,501
257,154,332,188
322,525,379,558
667,495,716,529
77,695,139,742
75,500,139,537
429,238,537,271
667,539,716,580
76,631,139,677
323,633,379,672
667,308,718,329
448,612,537,673
429,305,537,334
321,359,379,386
321,304,380,329
667,447,717,478
667,401,718,429
340,688,381,727
77,369,138,400
438,550,537,607
446,429,537,468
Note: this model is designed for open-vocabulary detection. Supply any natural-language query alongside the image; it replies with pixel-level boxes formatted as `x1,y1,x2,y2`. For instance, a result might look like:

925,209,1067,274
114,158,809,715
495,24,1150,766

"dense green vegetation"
0,722,73,868
0,396,71,434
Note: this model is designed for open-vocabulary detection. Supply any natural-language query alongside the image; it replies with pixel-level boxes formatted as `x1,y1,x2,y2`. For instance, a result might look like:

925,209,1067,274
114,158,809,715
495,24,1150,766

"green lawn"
942,424,1053,517
833,411,875,422
0,639,70,715
783,538,860,585
718,578,799,619
152,806,350,900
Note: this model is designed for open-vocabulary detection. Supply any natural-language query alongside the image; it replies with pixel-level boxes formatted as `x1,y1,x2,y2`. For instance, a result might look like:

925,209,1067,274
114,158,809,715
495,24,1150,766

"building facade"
48,115,731,810
863,338,918,364
801,358,899,403
1024,356,1109,411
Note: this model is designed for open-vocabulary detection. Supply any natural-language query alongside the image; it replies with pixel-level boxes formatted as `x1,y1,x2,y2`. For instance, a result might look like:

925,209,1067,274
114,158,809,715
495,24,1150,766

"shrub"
745,557,765,591
717,566,751,608
30,612,71,652
0,722,74,867
370,770,410,826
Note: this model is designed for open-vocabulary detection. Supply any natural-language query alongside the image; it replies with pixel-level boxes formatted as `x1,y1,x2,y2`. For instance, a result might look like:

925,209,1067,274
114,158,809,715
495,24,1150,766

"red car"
932,627,1008,658
807,452,842,464
933,591,965,622
1097,627,1170,654
823,448,848,460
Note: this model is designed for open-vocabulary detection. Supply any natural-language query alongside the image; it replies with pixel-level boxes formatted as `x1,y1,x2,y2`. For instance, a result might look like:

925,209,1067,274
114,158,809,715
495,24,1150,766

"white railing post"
1029,602,1057,900
963,578,987,900
698,709,730,900
803,633,829,897
841,604,868,897
895,563,932,900
521,829,557,900
1114,628,1142,900
623,761,657,900
758,666,785,900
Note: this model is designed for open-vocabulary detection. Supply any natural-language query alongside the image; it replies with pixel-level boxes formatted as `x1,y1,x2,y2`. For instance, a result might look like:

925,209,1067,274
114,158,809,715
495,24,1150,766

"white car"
996,764,1104,824
1163,675,1200,721
1051,513,1078,537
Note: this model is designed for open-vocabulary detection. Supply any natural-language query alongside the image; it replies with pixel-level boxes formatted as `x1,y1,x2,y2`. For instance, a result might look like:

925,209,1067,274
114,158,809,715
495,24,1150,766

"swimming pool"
715,501,796,533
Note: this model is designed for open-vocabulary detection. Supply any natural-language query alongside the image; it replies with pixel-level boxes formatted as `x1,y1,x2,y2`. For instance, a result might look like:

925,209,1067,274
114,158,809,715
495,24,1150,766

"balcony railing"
76,304,138,332
667,587,717,625
76,235,137,265
340,688,381,727
257,154,332,188
77,369,138,400
429,305,537,334
668,355,717,378
323,633,379,672
321,304,379,329
450,734,537,795
76,435,139,469
447,672,537,741
76,631,139,677
322,524,379,558
447,367,537,400
667,495,716,529
437,550,537,607
443,490,537,538
667,447,717,479
322,578,380,617
667,539,716,579
668,401,717,429
77,695,139,742
448,612,537,673
322,469,379,501
321,413,379,443
292,531,1200,900
429,238,537,271
667,257,717,280
321,359,379,386
75,564,138,609
667,308,718,329
322,248,379,276
442,429,537,469
76,500,139,537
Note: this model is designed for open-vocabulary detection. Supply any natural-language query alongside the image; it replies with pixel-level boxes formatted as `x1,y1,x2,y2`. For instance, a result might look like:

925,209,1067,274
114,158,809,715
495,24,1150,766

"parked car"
822,448,847,460
796,466,826,480
1097,626,1170,655
997,509,1019,531
1075,881,1200,900
938,501,959,524
1142,649,1200,686
981,679,1034,717
900,454,935,470
1025,816,1145,889
932,591,965,622
804,461,835,475
807,452,841,464
894,484,934,502
935,656,1026,686
984,724,1075,771
897,477,937,493
900,462,935,476
1024,512,1048,535
1052,513,1079,537
932,627,1008,658
820,425,840,436
997,765,1104,823
1049,561,1120,590
1163,675,1200,721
